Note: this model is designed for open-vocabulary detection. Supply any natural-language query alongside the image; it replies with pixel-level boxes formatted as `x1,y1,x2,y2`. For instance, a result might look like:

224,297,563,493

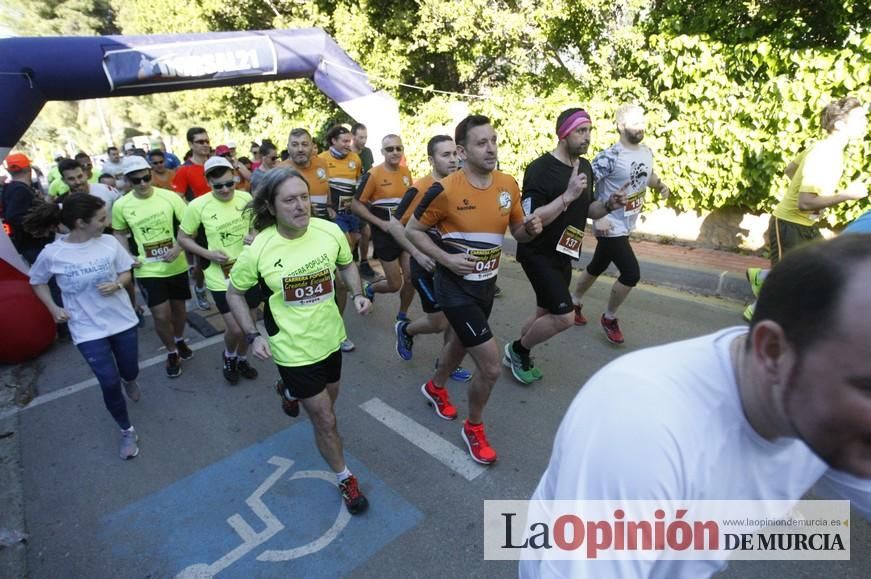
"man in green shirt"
227,166,372,515
178,156,260,385
112,156,192,378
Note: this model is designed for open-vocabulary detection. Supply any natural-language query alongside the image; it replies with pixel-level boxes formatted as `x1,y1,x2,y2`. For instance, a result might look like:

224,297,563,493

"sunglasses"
383,146,403,153
211,180,235,190
128,174,152,185
193,139,210,145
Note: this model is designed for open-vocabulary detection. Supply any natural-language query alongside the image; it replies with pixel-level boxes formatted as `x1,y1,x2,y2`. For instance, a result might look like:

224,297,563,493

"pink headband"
557,110,592,140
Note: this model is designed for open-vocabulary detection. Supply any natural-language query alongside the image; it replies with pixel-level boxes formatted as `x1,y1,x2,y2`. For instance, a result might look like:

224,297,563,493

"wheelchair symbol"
175,455,351,578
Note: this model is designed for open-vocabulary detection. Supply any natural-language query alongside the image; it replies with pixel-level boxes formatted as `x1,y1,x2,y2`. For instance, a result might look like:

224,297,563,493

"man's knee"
555,312,574,332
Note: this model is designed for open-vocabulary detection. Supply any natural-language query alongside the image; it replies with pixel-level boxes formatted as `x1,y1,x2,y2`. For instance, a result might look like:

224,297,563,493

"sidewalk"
502,236,769,303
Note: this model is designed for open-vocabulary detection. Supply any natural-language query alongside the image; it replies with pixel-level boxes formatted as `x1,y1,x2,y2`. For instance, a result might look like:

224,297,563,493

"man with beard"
522,234,871,578
504,108,626,384
571,104,670,345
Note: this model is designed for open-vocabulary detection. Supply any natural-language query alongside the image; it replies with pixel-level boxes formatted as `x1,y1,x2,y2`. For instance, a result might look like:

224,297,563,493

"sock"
224,349,237,359
604,311,617,320
167,349,179,355
122,426,135,433
238,355,247,362
335,467,352,483
513,339,530,357
174,336,185,343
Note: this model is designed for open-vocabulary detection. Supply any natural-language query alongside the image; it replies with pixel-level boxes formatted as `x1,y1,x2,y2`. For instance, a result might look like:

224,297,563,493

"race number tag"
337,195,353,213
623,191,645,216
282,269,334,306
463,247,502,281
555,225,584,259
220,260,236,279
143,239,174,262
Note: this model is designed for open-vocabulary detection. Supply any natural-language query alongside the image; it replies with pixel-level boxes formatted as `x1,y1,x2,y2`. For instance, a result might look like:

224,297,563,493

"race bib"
143,239,174,262
623,191,645,216
220,260,236,279
555,225,584,259
463,247,502,281
337,195,353,214
282,269,334,306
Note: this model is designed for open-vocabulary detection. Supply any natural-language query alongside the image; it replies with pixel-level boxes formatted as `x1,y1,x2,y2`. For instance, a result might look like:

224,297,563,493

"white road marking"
359,397,487,481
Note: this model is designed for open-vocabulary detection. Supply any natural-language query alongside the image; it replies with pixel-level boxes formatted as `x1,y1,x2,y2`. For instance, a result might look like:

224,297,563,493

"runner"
112,156,193,378
227,166,372,515
406,115,543,464
351,134,416,321
391,135,473,382
571,104,670,345
505,108,627,384
178,156,260,385
26,194,142,460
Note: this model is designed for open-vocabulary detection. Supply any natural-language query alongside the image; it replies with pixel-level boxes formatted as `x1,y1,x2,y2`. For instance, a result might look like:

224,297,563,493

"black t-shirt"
1,180,50,263
516,152,593,262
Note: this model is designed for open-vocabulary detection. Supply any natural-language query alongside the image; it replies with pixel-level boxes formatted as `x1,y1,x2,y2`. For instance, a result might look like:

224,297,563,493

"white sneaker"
120,427,139,460
340,339,355,352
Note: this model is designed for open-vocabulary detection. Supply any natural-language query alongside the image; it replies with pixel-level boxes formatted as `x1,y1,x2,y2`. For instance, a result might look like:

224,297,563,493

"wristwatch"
245,331,261,344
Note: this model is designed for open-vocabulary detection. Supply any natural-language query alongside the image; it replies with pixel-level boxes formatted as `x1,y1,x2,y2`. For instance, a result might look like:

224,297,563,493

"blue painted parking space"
100,423,422,578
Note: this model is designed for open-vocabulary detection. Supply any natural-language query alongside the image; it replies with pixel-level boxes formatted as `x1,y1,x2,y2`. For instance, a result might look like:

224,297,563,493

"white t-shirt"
521,327,871,579
29,234,138,345
592,142,654,237
99,160,126,178
86,182,122,217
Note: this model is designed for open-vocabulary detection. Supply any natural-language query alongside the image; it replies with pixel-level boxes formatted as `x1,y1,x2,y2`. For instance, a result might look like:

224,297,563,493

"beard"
624,129,644,145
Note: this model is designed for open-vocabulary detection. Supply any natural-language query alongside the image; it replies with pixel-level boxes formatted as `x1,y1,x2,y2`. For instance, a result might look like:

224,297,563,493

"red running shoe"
462,420,497,464
339,475,369,515
275,380,300,417
573,304,588,326
420,381,457,420
600,314,624,344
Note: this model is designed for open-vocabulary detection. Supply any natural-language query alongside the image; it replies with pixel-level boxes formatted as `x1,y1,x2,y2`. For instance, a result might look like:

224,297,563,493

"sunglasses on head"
128,174,152,185
193,139,210,145
211,180,235,190
384,146,403,153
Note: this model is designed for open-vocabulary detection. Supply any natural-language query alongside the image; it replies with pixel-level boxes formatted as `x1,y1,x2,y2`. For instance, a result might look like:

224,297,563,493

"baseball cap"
123,142,135,152
123,156,152,174
4,153,31,172
226,140,237,149
203,156,234,177
214,145,231,157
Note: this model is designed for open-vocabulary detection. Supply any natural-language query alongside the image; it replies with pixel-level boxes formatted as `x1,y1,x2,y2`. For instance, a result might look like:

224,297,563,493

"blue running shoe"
395,320,413,360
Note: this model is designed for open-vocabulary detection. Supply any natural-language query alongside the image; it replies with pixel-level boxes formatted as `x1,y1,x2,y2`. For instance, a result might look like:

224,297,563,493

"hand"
657,182,671,200
161,245,182,263
250,336,272,361
523,213,543,236
444,252,479,276
414,251,436,272
97,280,124,296
209,250,230,264
844,180,868,201
608,189,628,210
50,306,71,323
564,169,588,202
593,218,612,236
243,232,257,246
354,295,373,315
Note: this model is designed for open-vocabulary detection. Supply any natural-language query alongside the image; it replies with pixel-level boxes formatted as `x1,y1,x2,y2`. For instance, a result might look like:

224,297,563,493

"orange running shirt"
318,150,362,214
356,164,414,221
281,157,331,218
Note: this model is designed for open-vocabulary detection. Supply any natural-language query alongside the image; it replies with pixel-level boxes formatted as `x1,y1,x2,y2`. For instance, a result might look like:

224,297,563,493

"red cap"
215,145,231,157
4,153,31,172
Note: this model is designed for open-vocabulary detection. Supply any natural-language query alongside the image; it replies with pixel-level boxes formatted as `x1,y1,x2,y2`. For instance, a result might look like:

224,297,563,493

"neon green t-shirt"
773,139,846,226
112,187,189,278
230,219,352,367
180,190,253,292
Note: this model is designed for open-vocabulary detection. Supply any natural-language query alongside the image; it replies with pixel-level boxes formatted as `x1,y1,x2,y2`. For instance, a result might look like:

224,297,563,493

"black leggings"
585,236,640,287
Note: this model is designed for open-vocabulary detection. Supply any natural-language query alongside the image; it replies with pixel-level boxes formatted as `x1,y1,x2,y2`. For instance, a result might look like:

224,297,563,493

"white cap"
123,142,135,151
123,156,151,174
53,151,64,160
226,140,237,148
203,156,234,177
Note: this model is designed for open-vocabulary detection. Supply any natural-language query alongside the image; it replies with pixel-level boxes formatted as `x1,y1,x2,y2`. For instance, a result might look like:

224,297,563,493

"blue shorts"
334,213,362,234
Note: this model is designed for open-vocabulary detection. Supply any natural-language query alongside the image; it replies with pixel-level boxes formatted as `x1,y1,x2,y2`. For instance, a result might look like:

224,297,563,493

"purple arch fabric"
0,28,391,149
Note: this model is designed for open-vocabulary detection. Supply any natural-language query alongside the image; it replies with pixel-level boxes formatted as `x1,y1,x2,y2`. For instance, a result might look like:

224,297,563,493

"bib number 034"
282,269,334,306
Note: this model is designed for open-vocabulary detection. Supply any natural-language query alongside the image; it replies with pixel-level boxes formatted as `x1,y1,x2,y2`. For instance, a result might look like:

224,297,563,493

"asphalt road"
5,258,869,578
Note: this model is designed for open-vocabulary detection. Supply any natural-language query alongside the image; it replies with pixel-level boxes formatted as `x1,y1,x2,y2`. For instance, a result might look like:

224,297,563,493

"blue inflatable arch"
0,28,400,160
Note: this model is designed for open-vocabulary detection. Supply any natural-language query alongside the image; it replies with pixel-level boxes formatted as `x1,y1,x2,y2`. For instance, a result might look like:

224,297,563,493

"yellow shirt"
773,139,846,226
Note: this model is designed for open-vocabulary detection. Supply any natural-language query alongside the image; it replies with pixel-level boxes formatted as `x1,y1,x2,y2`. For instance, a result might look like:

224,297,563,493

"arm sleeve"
27,248,53,285
110,236,135,272
335,225,353,266
355,170,374,202
394,187,418,222
229,240,259,292
591,147,617,188
179,201,201,236
521,160,549,214
111,198,128,231
413,182,445,226
796,148,835,196
508,177,525,225
171,167,187,194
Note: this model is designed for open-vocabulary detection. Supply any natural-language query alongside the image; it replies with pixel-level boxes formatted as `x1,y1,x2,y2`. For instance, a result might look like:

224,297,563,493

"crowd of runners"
2,96,868,526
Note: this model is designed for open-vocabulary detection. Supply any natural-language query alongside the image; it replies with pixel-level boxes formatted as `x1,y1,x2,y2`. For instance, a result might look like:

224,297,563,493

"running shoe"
166,352,182,378
194,286,211,310
176,339,194,360
237,359,259,380
359,260,377,278
222,353,240,385
119,427,139,460
363,281,375,301
395,320,413,360
135,306,146,328
338,475,369,515
743,303,755,322
462,420,497,464
275,380,300,417
420,381,458,420
449,367,474,382
573,304,588,326
746,267,764,298
600,314,625,344
502,342,537,385
341,339,356,353
395,312,409,322
122,379,141,402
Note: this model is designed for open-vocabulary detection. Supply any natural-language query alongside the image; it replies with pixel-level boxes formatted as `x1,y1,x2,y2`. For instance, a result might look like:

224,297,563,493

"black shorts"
371,227,404,262
768,217,822,265
586,236,641,287
519,253,574,315
276,349,342,400
212,286,262,315
411,258,440,314
137,272,192,308
436,269,495,348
